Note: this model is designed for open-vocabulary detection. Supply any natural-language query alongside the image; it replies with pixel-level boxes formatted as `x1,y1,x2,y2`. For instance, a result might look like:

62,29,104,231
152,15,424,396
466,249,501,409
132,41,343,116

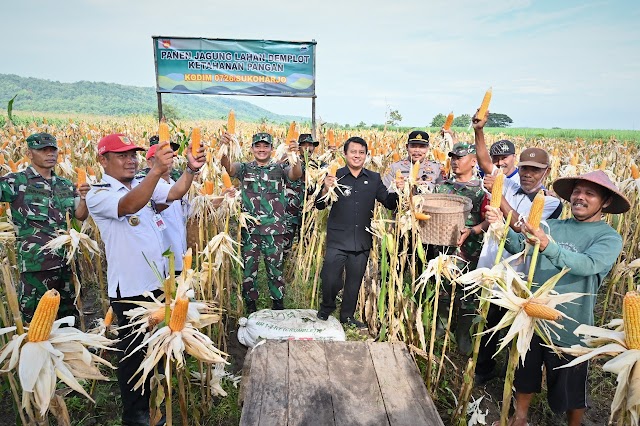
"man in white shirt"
87,133,204,426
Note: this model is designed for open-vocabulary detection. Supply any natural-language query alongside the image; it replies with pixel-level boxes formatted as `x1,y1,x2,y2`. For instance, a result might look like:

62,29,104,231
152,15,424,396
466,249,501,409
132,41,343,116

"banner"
152,37,316,97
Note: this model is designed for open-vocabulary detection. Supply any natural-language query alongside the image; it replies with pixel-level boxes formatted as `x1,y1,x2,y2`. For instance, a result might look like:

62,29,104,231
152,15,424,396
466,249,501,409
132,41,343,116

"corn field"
0,114,639,425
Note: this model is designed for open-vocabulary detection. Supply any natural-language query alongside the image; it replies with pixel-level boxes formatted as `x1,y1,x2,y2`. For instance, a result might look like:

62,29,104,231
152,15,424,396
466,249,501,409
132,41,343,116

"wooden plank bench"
240,340,444,426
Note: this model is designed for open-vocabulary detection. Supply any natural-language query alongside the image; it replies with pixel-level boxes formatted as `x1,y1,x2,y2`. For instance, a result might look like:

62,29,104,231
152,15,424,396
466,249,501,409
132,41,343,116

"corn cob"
395,170,402,180
222,171,233,188
204,181,214,195
0,154,4,166
623,291,640,349
183,248,193,271
104,306,114,327
570,155,579,166
443,112,454,130
27,289,60,342
328,164,338,177
87,166,96,176
169,297,189,332
527,190,546,230
523,301,562,321
632,164,640,180
159,122,170,143
415,212,431,220
599,159,607,170
76,168,87,187
8,159,17,172
286,122,297,143
227,109,236,135
191,127,201,158
327,129,336,147
490,171,505,208
392,152,400,162
411,161,420,182
477,87,493,121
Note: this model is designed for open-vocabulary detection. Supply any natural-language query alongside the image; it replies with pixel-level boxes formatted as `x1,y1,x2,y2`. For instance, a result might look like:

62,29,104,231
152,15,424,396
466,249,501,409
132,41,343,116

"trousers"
319,247,369,321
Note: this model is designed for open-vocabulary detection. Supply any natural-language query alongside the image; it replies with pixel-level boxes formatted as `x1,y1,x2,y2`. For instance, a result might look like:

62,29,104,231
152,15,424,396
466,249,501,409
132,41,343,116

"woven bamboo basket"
415,194,472,246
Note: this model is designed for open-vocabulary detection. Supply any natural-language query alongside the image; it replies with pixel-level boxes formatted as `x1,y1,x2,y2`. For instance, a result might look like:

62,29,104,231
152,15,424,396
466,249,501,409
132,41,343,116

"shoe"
316,311,329,321
245,300,257,315
341,317,367,329
272,298,285,310
455,308,476,356
474,369,497,387
122,410,160,426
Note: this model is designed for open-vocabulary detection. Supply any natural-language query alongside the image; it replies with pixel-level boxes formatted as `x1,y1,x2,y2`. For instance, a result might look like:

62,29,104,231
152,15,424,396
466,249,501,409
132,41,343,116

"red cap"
146,144,158,160
98,133,145,155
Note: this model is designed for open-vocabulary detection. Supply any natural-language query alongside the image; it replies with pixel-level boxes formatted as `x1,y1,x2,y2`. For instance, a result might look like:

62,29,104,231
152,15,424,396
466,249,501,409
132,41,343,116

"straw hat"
552,170,630,214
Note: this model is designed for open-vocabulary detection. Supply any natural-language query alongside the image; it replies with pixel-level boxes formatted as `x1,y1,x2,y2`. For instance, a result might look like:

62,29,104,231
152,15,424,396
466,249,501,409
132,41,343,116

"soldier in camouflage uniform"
220,132,302,313
283,133,320,252
0,133,90,321
383,130,444,192
433,142,487,355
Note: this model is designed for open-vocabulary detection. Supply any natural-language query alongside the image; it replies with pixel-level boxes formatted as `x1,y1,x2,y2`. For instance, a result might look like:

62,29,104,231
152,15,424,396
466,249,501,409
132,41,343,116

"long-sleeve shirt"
503,218,622,346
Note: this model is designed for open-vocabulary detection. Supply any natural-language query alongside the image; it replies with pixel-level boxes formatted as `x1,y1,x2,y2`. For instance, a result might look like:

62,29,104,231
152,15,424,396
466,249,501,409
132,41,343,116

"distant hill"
0,74,309,123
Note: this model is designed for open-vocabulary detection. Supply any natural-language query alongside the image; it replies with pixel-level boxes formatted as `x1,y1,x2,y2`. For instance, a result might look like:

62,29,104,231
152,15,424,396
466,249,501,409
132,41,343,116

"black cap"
407,130,429,145
298,133,319,146
489,140,516,157
149,135,179,151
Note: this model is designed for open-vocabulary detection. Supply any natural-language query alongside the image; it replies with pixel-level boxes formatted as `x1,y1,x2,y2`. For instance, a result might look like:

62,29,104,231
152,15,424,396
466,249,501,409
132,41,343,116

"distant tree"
486,113,513,128
357,121,367,128
453,114,471,127
155,103,180,120
430,113,446,127
386,109,402,126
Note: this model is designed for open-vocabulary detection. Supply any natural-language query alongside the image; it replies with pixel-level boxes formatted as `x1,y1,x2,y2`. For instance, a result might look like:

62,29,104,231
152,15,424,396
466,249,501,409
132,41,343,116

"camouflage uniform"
0,166,77,321
237,161,291,302
283,157,321,251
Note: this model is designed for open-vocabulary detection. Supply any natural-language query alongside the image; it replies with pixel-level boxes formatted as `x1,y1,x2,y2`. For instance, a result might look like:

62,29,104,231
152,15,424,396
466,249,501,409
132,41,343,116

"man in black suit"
316,136,405,328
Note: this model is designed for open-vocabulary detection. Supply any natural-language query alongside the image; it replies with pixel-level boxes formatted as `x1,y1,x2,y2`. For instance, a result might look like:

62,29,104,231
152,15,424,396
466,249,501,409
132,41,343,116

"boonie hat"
298,133,319,146
407,130,430,145
448,142,476,157
518,148,549,168
489,140,516,157
98,133,145,155
149,135,180,151
252,133,273,145
552,170,630,214
27,133,58,150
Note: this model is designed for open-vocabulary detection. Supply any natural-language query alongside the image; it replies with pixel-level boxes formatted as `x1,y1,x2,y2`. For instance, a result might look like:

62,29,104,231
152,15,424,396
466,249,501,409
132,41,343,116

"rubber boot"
272,298,285,310
245,300,257,315
435,298,451,338
455,307,475,356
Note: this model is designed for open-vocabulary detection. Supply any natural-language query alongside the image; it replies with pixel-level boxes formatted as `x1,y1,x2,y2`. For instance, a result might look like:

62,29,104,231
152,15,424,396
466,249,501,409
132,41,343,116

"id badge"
153,214,167,231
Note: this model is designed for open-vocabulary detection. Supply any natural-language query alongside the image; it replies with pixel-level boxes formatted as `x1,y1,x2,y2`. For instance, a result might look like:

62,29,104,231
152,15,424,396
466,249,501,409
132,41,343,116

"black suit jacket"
317,167,398,251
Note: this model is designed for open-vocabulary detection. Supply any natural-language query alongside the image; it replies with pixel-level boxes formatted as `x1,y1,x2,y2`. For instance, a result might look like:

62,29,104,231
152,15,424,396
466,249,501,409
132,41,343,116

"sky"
2,0,639,130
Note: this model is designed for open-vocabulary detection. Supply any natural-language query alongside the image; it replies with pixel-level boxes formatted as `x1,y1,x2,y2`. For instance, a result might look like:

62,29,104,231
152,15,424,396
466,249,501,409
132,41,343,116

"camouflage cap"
298,133,319,146
26,133,58,150
448,142,476,157
252,132,273,145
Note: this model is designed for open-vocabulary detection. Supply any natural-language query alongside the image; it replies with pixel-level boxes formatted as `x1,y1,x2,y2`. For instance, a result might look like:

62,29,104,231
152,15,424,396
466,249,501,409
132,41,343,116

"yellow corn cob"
0,140,9,150
183,248,193,271
76,168,87,187
169,297,189,332
443,112,454,130
87,166,96,176
8,159,17,172
222,171,233,188
204,181,214,195
632,164,640,180
415,212,431,220
104,306,114,328
191,127,201,158
148,307,166,328
0,154,5,166
477,87,493,121
411,161,420,182
527,190,546,230
444,158,451,175
328,164,338,177
570,155,579,166
370,147,377,156
27,289,60,342
392,152,400,162
159,122,170,143
599,159,607,170
490,171,505,208
227,109,236,134
523,301,562,321
286,121,297,142
623,291,640,349
395,170,402,180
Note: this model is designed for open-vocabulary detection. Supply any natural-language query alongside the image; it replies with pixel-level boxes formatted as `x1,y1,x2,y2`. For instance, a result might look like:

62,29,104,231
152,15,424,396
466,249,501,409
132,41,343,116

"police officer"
383,130,443,192
220,132,302,313
0,132,90,321
87,133,204,426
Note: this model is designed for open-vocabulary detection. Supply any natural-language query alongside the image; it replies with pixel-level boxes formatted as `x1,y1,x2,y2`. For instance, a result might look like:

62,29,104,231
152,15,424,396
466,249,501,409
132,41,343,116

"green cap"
26,133,58,150
252,132,273,145
448,142,476,157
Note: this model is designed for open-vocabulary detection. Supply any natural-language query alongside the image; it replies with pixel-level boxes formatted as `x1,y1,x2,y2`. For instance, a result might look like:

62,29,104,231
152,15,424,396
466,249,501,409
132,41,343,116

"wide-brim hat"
552,170,630,214
298,133,319,146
